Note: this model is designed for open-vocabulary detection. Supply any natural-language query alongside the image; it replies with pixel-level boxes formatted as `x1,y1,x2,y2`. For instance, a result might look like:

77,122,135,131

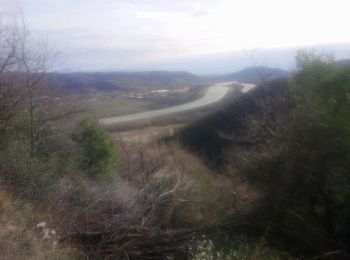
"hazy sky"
1,0,350,73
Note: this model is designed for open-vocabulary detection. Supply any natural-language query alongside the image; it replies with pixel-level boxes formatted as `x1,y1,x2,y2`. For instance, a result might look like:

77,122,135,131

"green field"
84,87,206,118
84,98,155,118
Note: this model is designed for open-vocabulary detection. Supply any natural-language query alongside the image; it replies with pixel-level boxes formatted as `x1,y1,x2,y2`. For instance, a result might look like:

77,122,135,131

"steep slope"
178,78,291,168
178,58,350,258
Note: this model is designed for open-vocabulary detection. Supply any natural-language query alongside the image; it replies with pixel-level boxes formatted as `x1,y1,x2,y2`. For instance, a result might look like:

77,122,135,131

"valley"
99,81,246,125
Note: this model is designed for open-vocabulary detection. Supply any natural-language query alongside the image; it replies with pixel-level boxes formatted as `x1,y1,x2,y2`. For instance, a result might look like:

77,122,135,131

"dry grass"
0,190,81,260
0,122,262,259
112,124,261,226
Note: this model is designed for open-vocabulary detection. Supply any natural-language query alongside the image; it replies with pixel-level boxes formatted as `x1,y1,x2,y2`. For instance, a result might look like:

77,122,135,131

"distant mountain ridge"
205,66,290,84
53,66,290,92
53,71,200,92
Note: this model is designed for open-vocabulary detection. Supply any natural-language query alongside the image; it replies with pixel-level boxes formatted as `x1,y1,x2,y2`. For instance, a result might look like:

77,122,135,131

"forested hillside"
179,51,350,258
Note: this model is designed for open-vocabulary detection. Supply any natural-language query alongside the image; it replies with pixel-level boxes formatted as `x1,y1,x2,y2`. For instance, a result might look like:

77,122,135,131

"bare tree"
0,12,79,160
12,14,61,156
0,16,21,132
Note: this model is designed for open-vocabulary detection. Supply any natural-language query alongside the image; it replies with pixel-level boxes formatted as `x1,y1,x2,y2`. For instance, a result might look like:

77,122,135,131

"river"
100,81,255,125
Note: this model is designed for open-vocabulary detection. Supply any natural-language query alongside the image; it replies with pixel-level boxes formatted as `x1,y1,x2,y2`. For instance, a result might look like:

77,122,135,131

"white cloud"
1,0,350,72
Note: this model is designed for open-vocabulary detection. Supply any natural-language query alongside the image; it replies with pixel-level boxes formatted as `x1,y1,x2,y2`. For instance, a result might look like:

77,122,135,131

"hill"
177,57,350,258
53,71,202,92
205,66,290,84
178,78,291,168
52,67,289,92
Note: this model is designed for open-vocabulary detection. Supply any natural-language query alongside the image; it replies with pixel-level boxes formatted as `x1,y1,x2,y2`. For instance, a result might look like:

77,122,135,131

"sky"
1,0,350,74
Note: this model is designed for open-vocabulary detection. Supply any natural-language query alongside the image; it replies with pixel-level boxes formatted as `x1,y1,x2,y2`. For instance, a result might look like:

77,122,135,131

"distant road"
100,81,255,125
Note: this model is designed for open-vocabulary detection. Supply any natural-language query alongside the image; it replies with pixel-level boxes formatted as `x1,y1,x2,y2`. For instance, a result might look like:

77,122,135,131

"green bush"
73,118,118,180
245,51,350,256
